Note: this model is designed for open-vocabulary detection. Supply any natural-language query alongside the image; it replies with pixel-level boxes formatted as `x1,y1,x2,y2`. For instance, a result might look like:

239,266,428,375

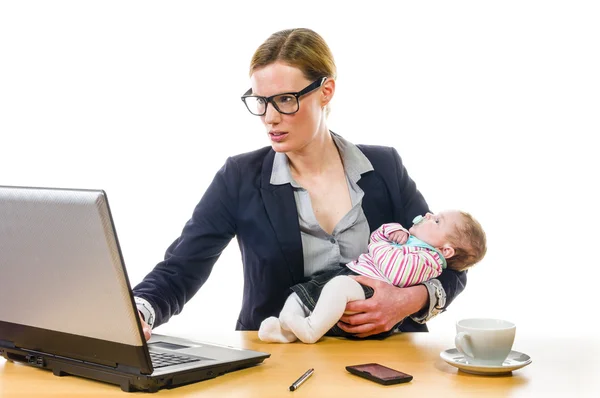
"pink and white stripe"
346,223,445,287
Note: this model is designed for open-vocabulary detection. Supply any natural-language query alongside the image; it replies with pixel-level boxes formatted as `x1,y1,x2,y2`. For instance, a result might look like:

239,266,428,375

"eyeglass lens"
245,94,298,115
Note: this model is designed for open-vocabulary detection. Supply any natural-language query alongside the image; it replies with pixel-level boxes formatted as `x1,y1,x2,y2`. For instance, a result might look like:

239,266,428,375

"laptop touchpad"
148,341,191,350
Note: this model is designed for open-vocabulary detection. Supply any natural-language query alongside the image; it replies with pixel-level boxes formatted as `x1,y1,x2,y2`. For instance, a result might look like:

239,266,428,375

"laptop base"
2,345,264,393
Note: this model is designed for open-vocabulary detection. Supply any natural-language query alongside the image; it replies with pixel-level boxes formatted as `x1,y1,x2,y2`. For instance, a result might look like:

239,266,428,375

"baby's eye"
435,218,440,224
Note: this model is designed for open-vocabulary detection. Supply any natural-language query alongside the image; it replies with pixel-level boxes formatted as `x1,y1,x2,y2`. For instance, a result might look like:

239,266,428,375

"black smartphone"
346,363,413,385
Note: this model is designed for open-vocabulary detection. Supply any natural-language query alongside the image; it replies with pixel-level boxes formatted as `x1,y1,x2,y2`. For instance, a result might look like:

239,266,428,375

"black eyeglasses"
241,77,326,116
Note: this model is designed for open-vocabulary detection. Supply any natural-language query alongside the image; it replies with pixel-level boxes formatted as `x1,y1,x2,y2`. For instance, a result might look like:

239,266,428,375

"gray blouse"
269,133,444,327
269,134,373,277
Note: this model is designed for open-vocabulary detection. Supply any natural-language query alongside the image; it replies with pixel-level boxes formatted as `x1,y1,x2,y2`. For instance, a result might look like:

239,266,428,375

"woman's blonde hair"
446,212,487,272
249,28,337,115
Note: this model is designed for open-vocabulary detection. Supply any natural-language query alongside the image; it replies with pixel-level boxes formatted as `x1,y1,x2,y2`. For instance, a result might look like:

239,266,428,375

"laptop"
0,185,270,392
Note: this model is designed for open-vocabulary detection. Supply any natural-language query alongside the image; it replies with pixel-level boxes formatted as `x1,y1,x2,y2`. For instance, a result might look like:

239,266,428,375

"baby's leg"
281,275,365,344
258,293,305,343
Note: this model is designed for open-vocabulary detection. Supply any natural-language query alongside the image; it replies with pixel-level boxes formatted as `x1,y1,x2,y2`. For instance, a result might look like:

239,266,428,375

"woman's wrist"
406,284,429,315
410,279,447,323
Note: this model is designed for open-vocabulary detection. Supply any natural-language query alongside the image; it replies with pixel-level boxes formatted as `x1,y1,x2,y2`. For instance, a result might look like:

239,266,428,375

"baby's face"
409,210,462,248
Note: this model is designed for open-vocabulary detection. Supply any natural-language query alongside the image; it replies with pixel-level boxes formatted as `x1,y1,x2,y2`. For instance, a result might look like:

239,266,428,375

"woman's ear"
321,78,335,107
440,245,455,259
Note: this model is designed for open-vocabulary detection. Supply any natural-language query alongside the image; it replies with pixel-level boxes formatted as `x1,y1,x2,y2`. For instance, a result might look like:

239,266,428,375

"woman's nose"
264,102,281,124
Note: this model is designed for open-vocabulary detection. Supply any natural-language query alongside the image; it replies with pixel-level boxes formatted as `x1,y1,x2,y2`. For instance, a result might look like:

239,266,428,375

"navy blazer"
133,143,467,332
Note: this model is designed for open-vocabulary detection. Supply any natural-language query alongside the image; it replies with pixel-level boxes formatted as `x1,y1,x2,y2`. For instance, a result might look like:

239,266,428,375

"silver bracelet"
134,297,156,328
411,279,446,324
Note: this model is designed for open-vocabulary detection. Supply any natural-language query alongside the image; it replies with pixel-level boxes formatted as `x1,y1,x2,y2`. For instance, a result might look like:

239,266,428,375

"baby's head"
408,210,486,271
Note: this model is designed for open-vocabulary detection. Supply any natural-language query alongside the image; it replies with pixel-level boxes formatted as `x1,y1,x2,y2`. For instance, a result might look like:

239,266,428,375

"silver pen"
289,368,314,391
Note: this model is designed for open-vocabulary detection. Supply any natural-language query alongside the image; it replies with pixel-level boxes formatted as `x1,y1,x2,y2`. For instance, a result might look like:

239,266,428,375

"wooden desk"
1,330,598,397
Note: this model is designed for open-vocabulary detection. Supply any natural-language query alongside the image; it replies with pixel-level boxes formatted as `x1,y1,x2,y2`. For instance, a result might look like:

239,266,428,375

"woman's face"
250,62,332,154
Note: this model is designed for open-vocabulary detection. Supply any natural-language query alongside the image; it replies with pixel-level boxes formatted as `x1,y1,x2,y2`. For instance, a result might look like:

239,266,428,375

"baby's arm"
372,245,443,287
369,223,409,244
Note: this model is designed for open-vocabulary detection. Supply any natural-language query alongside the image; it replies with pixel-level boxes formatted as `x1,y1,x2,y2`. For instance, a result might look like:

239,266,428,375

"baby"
259,210,487,344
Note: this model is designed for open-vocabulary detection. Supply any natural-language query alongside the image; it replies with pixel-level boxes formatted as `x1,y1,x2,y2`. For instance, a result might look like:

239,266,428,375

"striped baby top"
346,223,447,287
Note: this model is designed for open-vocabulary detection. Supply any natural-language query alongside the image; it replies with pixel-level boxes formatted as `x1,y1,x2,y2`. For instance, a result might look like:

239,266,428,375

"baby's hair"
445,211,487,271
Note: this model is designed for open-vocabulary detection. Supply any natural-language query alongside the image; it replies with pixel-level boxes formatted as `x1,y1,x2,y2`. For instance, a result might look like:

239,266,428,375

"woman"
133,28,466,341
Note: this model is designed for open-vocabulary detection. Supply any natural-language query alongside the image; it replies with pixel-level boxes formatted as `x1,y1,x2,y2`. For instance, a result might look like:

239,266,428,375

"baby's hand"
389,230,409,245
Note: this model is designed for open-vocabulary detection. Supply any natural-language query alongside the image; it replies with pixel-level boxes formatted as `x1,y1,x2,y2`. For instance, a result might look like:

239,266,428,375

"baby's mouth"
412,215,425,225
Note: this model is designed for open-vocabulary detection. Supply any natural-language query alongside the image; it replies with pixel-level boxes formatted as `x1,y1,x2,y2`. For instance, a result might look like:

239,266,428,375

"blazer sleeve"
132,157,240,327
389,147,467,312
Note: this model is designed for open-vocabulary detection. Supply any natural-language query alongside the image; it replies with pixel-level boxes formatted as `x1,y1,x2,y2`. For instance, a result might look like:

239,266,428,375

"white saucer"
440,348,532,375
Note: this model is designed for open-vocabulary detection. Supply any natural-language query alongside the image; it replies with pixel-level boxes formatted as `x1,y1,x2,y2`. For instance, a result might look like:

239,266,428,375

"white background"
1,1,598,340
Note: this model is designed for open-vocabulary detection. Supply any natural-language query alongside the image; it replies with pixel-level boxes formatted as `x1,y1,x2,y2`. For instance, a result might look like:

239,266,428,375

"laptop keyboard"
149,351,202,369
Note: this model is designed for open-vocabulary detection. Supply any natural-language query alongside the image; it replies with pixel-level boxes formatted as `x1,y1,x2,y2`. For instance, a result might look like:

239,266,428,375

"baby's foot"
258,317,298,343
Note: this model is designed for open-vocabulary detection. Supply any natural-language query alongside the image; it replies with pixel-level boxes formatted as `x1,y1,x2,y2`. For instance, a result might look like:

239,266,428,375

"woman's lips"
269,132,288,142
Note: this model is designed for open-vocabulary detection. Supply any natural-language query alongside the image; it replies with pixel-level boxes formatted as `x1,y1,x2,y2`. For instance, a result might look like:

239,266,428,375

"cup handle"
455,332,474,359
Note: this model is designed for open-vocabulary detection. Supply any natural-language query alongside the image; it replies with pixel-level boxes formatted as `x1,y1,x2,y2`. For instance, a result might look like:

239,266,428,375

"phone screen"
346,363,413,385
350,363,410,380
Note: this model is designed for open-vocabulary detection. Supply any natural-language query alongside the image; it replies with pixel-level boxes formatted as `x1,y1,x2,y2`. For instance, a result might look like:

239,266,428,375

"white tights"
258,275,365,344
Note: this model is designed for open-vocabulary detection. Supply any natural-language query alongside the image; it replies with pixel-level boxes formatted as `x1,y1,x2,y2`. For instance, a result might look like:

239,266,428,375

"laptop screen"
0,186,149,371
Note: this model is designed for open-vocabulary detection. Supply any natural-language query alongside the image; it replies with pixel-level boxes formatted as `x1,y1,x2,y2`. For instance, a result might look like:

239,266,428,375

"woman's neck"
287,130,341,178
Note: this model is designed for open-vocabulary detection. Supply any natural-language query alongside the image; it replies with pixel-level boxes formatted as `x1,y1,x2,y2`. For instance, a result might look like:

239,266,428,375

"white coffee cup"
455,318,516,366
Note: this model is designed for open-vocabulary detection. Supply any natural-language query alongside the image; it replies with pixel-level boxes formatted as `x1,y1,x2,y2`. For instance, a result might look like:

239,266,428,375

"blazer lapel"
357,171,393,232
260,151,305,284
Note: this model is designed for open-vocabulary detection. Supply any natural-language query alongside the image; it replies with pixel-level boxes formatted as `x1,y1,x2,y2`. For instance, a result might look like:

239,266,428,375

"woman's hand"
138,311,152,341
337,276,428,338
